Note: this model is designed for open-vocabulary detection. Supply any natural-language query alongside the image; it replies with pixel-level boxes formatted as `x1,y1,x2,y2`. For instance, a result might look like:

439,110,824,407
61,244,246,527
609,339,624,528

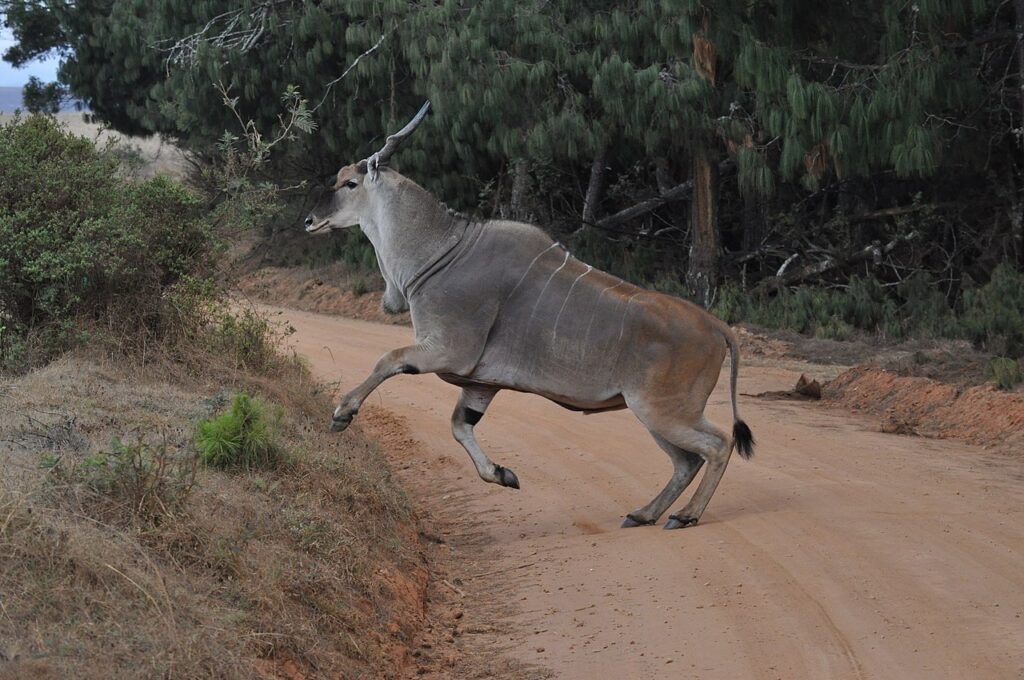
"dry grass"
0,348,426,679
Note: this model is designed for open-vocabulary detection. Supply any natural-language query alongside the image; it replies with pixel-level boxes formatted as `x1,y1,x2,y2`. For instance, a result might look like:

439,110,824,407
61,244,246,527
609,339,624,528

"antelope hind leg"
664,419,732,529
622,431,704,527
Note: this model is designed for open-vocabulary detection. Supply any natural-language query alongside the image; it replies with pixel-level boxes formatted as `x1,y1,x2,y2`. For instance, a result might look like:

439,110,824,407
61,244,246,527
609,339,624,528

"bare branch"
312,27,394,112
845,203,955,222
754,231,920,294
594,160,733,231
580,147,607,230
154,1,289,68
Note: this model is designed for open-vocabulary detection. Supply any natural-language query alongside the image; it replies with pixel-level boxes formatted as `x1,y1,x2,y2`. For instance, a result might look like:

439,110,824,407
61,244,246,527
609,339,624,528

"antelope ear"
356,159,368,174
366,154,380,182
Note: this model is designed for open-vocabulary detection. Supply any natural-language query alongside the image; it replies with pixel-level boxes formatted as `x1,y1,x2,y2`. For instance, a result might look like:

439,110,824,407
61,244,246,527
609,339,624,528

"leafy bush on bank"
0,115,222,369
714,265,1024,362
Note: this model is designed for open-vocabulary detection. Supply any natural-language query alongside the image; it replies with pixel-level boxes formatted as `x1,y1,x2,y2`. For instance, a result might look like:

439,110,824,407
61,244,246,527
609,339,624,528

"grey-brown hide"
305,113,754,530
308,165,405,314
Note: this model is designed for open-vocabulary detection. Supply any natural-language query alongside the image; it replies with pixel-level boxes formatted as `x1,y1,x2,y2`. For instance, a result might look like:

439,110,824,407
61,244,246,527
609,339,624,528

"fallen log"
592,160,734,231
754,230,918,294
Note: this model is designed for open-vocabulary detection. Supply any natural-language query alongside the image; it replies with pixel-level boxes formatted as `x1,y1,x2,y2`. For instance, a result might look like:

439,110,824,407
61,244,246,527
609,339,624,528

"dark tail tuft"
733,420,755,459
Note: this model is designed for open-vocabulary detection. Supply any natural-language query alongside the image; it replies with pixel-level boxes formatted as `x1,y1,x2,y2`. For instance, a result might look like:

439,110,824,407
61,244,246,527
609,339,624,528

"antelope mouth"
305,219,331,234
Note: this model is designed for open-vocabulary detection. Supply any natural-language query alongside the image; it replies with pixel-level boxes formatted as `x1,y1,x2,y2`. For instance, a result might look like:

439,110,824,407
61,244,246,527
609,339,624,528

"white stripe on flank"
618,292,641,341
582,280,625,344
553,265,593,336
504,243,558,304
529,250,571,321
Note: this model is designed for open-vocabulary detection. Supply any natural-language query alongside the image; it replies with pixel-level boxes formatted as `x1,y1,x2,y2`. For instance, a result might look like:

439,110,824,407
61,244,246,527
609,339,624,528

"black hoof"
494,465,520,489
664,515,699,530
330,412,354,432
621,514,656,528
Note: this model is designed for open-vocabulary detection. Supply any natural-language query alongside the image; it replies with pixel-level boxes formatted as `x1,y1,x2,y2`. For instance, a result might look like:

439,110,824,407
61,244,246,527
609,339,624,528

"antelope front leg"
331,344,443,432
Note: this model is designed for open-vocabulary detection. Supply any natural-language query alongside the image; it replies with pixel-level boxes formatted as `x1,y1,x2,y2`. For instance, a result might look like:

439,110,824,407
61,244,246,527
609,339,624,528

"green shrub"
0,114,219,368
961,265,1024,357
195,393,287,470
988,357,1022,391
894,273,955,339
711,282,752,325
204,306,286,372
350,276,371,297
51,438,197,526
815,316,857,341
844,277,896,331
718,266,1024,355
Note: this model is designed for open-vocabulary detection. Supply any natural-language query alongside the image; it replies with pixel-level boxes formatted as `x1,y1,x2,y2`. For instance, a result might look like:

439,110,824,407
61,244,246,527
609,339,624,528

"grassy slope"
0,352,427,679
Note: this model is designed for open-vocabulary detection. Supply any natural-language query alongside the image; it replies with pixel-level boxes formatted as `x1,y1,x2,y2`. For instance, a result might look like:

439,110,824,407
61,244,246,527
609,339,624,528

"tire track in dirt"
266,305,1024,680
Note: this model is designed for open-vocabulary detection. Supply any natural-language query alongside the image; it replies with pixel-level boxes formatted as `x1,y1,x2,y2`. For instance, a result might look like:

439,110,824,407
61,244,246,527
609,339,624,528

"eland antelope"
305,102,754,529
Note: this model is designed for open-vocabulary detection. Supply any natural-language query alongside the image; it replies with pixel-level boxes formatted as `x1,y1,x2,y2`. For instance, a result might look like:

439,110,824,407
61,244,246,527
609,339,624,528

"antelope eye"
343,180,358,189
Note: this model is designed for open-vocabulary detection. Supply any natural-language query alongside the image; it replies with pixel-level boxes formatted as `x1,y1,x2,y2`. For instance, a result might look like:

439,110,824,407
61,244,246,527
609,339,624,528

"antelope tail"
723,328,755,459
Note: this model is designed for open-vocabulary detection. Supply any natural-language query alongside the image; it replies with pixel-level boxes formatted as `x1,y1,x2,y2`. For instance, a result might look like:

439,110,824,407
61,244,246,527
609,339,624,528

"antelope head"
304,101,431,235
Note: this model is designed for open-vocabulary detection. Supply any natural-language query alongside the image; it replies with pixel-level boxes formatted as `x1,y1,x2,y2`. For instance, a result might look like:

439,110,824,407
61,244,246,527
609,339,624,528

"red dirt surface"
271,304,1024,679
238,265,411,326
825,365,1024,452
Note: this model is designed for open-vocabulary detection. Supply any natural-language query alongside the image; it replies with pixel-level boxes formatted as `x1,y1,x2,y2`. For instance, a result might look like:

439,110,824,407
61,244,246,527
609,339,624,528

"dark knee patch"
400,363,420,375
463,407,483,426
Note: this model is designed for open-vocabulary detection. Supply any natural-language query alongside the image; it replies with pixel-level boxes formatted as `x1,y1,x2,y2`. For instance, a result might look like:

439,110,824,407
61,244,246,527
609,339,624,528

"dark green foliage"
988,357,1022,391
961,265,1024,357
8,1,1011,197
0,115,218,367
3,0,1022,328
0,0,66,67
323,230,378,273
896,273,957,339
3,0,423,170
195,393,287,471
716,267,1024,358
21,76,69,114
714,284,859,337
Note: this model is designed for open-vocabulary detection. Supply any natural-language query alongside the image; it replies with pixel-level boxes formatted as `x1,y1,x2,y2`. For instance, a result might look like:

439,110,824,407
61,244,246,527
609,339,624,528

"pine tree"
4,0,1018,296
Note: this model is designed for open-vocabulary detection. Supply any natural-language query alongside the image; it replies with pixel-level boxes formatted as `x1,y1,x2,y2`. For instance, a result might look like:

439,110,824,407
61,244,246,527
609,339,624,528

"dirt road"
270,305,1024,679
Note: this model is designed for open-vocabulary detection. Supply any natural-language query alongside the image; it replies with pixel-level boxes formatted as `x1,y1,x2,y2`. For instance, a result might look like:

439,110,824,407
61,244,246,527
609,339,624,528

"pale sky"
0,22,62,87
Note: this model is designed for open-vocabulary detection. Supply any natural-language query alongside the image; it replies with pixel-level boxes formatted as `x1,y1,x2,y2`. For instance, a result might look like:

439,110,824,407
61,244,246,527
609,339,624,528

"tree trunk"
655,157,674,194
581,147,607,230
509,159,532,221
1017,0,1024,133
687,143,720,308
741,191,763,253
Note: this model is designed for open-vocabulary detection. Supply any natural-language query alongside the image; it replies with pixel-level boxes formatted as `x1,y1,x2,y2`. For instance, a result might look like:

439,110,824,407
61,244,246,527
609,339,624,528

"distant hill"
0,86,87,113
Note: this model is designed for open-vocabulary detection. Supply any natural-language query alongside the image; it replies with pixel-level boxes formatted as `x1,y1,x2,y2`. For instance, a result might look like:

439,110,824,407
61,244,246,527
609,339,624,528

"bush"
49,438,197,526
896,272,956,338
0,114,219,368
195,393,287,470
714,279,891,338
204,306,288,372
961,265,1024,357
716,266,1024,356
988,357,1022,391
